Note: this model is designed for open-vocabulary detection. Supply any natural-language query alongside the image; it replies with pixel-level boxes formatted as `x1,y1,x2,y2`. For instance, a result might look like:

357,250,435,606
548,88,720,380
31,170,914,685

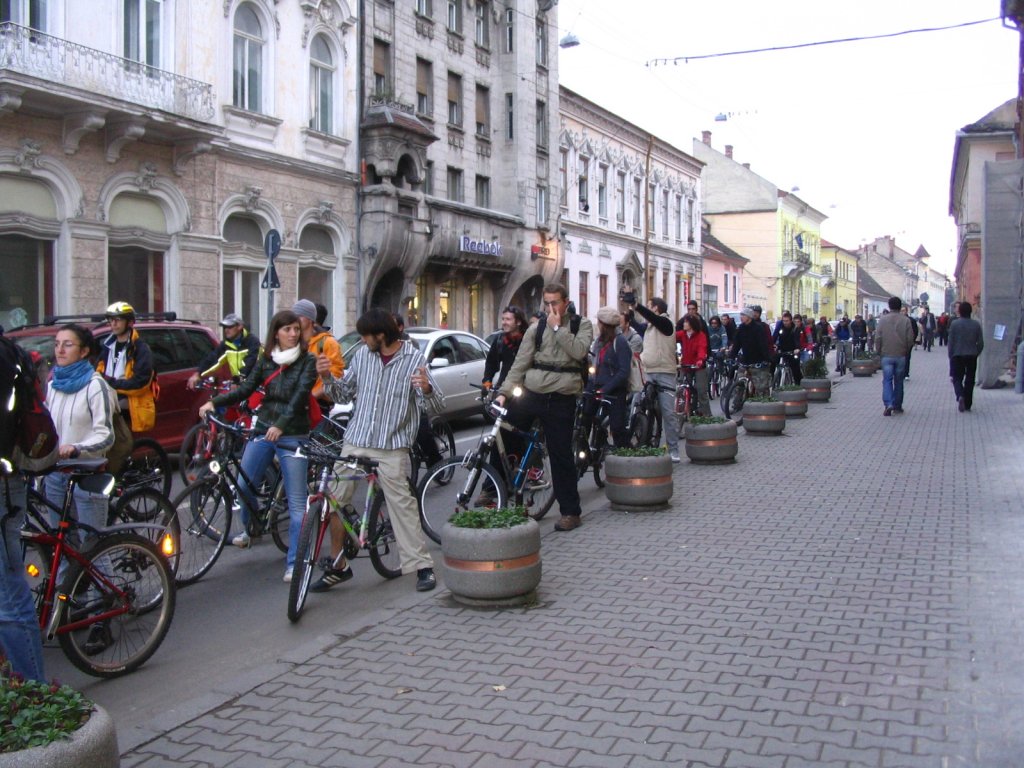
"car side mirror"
430,358,451,369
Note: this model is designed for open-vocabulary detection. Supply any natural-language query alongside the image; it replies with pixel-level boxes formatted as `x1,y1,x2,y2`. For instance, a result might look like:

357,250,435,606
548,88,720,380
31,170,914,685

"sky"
554,0,1019,277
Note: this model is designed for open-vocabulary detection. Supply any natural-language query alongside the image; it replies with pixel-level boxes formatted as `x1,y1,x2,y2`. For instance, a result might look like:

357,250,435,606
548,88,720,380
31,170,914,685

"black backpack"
534,313,589,387
0,335,58,470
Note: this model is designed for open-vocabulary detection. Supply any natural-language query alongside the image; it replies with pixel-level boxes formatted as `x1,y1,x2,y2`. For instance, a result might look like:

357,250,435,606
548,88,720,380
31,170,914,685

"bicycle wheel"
368,488,403,579
721,380,747,419
168,477,231,586
430,419,457,484
110,488,180,578
591,429,606,489
287,501,324,622
418,458,506,545
118,438,171,499
57,533,175,679
520,443,556,521
268,478,290,554
179,422,215,484
571,426,590,480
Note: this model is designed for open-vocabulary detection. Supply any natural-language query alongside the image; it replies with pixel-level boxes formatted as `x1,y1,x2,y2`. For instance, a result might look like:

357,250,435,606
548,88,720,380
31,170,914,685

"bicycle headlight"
25,563,39,578
512,386,523,398
161,532,176,558
208,460,222,475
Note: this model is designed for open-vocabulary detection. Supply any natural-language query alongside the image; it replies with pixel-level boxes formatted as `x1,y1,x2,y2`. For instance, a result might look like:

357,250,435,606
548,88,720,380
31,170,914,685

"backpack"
535,313,589,387
0,336,59,472
628,352,646,393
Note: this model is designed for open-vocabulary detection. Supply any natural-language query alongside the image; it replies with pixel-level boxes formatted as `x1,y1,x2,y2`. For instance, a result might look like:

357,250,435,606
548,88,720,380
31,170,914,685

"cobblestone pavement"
122,348,1024,767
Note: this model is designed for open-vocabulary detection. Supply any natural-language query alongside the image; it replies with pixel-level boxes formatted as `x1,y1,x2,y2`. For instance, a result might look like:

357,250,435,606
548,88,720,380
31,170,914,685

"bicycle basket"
303,437,346,467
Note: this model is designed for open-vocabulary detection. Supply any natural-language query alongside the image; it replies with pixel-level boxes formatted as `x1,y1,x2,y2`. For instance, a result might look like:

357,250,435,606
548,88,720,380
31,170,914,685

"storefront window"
109,246,164,313
469,282,480,336
0,235,52,328
438,283,452,328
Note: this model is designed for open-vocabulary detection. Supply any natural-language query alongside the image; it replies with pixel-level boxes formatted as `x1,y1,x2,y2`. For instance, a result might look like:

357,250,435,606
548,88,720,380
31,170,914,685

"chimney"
725,144,733,159
701,130,711,146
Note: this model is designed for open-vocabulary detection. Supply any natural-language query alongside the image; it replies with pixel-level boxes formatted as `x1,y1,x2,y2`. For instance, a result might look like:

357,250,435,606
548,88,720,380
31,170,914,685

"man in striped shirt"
316,309,445,592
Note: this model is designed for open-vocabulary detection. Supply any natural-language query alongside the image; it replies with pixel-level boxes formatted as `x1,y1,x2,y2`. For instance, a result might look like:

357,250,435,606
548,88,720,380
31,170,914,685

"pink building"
700,225,747,319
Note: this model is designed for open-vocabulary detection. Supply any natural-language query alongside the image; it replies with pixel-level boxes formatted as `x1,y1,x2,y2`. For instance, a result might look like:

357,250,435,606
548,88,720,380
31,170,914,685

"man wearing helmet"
96,302,157,432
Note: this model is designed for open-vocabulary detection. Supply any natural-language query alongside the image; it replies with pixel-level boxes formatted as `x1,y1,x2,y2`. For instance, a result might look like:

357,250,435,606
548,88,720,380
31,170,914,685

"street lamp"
559,32,579,48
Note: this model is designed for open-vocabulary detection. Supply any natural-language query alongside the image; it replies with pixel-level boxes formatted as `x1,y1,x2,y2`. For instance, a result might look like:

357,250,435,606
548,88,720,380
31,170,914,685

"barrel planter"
683,420,738,463
440,518,541,607
742,400,786,435
776,387,808,418
3,705,119,768
604,452,673,511
849,358,875,377
801,377,832,402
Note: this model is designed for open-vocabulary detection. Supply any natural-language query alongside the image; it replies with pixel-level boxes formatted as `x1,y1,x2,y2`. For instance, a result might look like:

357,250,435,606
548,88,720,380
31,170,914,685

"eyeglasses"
542,300,563,307
503,306,522,315
54,341,81,349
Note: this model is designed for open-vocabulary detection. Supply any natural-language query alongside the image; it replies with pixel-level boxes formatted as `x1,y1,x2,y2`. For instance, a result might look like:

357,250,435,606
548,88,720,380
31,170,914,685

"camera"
620,290,636,306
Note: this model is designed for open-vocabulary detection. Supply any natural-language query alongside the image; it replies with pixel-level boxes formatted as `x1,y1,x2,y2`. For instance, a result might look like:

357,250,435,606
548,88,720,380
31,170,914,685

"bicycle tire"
268,479,290,554
168,477,231,586
521,443,556,521
287,500,324,622
119,438,171,499
179,422,215,484
571,426,590,480
721,380,747,419
57,532,175,679
110,488,181,578
368,489,402,579
418,458,506,545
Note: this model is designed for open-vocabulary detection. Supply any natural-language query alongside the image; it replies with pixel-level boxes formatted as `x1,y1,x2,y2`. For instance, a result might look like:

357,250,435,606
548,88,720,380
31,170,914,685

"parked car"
339,327,490,420
5,312,220,452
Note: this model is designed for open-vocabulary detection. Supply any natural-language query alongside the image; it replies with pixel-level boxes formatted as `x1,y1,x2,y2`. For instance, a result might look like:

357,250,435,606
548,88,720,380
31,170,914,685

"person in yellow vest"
292,299,344,413
187,313,261,388
96,301,157,432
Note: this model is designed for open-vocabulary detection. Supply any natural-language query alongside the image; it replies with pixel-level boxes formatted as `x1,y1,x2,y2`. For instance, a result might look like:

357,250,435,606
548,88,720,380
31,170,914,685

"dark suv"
5,312,220,452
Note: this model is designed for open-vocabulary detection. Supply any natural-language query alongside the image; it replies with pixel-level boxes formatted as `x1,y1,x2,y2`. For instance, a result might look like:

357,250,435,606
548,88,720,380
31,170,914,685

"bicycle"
16,458,176,678
835,339,851,376
410,416,456,487
626,379,661,448
571,388,615,488
287,438,404,621
720,360,769,419
417,394,555,544
673,365,701,432
851,337,868,359
167,413,289,586
178,378,251,484
113,437,172,499
772,351,799,390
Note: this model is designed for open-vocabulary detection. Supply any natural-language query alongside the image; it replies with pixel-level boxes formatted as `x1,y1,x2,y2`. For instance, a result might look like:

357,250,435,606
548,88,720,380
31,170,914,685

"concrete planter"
2,704,119,768
683,421,738,463
801,377,832,402
850,358,875,377
440,518,541,607
742,400,786,435
604,453,674,510
775,388,808,418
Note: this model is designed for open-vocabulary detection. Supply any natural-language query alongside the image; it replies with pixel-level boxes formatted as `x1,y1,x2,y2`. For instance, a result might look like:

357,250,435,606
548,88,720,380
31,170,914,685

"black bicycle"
571,389,613,488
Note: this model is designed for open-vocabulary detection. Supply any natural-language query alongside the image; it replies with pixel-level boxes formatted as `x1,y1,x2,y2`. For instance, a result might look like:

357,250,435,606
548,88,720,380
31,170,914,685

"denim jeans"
43,471,110,550
236,436,308,568
881,356,907,409
1,474,46,682
647,372,678,452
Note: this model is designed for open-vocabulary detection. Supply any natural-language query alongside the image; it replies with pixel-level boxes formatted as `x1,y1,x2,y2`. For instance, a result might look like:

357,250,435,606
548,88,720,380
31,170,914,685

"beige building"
557,87,702,320
0,0,363,334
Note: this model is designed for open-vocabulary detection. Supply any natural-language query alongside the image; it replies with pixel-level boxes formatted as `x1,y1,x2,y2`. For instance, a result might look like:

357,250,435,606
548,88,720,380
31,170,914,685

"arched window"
309,34,335,134
233,3,264,112
298,225,335,324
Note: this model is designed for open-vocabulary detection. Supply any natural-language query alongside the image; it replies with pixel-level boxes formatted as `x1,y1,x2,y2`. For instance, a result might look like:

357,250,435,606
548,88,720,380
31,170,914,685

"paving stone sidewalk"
122,348,1024,768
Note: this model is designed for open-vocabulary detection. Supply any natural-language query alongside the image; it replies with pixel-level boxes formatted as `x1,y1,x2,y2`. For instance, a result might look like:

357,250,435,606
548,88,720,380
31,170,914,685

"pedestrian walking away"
947,301,984,413
875,297,915,416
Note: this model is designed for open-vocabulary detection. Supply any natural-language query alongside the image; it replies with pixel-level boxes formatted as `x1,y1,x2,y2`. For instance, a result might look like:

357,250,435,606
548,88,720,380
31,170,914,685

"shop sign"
460,235,502,257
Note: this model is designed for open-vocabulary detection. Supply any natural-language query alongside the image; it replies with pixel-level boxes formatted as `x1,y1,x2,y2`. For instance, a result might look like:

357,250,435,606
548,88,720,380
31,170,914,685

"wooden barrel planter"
4,705,119,768
801,377,832,402
683,420,738,463
776,387,808,418
440,518,541,607
849,358,875,377
742,400,786,435
604,453,673,511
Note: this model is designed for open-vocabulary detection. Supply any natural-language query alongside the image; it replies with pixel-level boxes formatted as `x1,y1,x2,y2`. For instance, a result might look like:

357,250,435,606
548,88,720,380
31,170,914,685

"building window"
124,0,161,68
535,99,547,149
446,0,460,33
558,149,568,208
675,194,683,241
474,1,489,47
616,171,626,224
109,246,164,314
631,177,641,229
578,271,589,318
1,0,46,29
536,184,548,226
686,198,694,243
223,267,262,334
578,157,589,213
535,17,547,66
373,38,390,96
447,166,463,202
661,189,669,237
504,92,514,140
703,285,718,318
723,272,729,304
475,84,490,137
732,274,738,304
647,184,655,233
504,8,514,52
424,160,434,195
232,3,264,112
663,269,669,305
447,71,462,126
308,34,335,133
599,274,608,307
0,235,53,327
415,0,432,17
475,175,490,208
598,164,608,220
416,57,432,116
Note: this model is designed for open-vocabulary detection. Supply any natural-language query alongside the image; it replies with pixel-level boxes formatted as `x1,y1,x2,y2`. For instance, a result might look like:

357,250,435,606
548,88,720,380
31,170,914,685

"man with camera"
626,292,682,462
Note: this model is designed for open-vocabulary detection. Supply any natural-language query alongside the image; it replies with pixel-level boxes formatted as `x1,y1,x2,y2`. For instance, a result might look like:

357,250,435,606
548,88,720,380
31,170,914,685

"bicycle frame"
203,414,283,532
464,401,545,505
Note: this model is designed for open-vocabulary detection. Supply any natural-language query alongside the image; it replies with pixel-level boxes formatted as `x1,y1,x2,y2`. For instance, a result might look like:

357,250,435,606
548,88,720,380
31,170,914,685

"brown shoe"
554,515,582,531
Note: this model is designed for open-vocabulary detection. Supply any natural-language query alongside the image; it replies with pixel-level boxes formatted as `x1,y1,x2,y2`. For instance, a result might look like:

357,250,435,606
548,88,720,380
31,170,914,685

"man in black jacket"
728,307,772,396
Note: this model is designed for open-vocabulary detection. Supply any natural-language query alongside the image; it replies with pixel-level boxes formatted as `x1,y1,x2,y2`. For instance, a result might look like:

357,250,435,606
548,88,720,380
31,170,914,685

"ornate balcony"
779,250,811,278
0,22,214,122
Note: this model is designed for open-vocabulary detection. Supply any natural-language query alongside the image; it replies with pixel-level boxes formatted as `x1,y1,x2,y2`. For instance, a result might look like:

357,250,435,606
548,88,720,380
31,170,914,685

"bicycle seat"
55,458,109,475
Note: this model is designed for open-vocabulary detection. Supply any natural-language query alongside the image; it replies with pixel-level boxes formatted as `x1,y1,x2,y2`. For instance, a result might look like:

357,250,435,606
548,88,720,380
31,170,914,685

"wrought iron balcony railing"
0,22,214,122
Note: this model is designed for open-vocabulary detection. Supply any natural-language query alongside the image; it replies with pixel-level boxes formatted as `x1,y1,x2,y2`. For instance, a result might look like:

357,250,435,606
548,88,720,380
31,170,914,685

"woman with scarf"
587,306,633,448
200,309,317,582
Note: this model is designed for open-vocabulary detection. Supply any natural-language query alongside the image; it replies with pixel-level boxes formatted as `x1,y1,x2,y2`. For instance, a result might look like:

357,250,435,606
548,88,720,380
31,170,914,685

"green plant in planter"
449,506,530,529
0,657,93,753
687,415,728,426
609,446,666,457
802,357,828,378
853,347,875,360
746,395,777,403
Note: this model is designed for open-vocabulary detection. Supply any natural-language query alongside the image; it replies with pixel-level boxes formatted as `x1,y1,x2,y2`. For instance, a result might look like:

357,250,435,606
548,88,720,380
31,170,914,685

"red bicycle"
178,378,251,483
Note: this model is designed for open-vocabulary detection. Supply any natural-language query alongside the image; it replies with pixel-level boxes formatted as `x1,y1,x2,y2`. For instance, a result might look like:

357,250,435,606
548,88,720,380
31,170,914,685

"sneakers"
554,515,582,531
416,568,436,592
669,451,681,464
83,623,113,656
232,532,252,548
893,408,904,414
958,396,966,412
310,566,354,592
883,407,892,416
283,566,293,583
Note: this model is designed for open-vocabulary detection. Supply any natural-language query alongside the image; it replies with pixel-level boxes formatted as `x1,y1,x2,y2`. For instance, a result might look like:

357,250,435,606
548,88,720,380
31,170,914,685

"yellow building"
821,242,859,319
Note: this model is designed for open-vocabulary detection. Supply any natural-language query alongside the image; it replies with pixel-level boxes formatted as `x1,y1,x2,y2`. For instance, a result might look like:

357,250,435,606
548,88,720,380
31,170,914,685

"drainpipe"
354,0,366,316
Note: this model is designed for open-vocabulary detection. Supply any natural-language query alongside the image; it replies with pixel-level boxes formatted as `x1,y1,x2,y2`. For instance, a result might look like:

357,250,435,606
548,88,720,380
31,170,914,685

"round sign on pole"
920,292,929,303
264,229,282,260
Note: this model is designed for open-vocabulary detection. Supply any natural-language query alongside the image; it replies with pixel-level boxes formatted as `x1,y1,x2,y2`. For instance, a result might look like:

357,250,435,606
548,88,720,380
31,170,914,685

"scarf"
271,345,301,366
51,360,96,393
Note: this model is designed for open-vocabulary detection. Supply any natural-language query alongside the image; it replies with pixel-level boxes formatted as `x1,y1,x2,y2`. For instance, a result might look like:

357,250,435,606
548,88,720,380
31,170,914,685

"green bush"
449,506,530,529
746,395,777,403
609,446,667,457
0,657,93,753
802,357,828,378
686,415,728,425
